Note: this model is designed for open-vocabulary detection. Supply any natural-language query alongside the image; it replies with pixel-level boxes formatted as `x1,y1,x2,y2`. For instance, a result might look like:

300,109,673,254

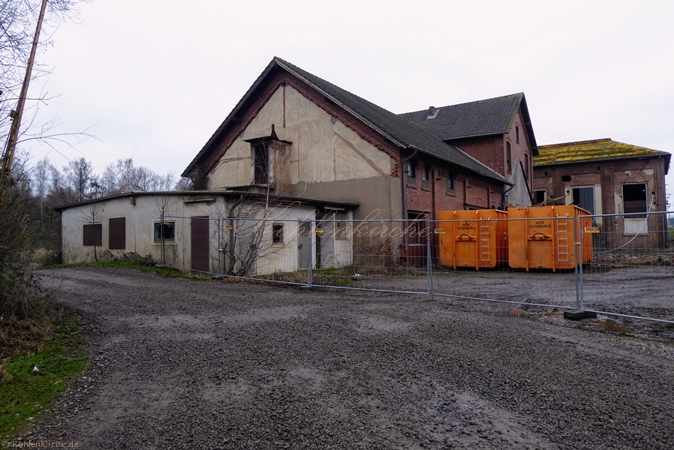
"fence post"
578,214,585,310
574,215,580,310
159,212,166,266
426,218,434,300
217,218,223,277
307,219,313,286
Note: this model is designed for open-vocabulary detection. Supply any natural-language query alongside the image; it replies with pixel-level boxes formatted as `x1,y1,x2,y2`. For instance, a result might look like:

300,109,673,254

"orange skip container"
507,205,593,272
438,209,508,270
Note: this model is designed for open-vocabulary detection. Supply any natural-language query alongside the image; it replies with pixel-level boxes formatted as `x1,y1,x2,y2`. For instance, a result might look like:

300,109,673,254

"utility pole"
0,0,49,204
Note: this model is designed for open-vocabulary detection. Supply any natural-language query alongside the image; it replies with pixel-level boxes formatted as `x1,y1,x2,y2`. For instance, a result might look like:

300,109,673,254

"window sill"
407,182,418,189
153,241,177,245
446,190,456,197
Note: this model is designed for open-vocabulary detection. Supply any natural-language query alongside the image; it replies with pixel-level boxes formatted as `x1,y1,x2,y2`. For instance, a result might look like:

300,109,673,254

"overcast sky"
22,0,674,197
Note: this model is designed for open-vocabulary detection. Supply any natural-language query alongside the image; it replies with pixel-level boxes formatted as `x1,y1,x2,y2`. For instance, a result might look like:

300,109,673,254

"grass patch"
0,315,88,437
44,261,212,281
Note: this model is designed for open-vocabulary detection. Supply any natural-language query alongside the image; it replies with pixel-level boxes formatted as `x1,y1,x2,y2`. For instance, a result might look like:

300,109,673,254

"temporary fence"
156,211,674,324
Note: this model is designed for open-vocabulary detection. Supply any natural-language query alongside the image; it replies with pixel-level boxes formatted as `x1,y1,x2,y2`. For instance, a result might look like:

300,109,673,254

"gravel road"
16,266,674,449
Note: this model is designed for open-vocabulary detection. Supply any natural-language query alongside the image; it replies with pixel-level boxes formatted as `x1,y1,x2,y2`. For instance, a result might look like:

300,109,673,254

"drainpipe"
502,185,514,210
401,148,418,250
227,194,245,274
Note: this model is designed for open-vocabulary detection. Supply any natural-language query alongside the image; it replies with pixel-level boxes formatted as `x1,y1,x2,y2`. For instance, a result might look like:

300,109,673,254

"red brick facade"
533,157,668,248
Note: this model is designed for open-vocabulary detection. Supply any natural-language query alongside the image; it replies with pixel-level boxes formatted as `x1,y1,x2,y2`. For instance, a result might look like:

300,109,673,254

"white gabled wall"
208,85,393,192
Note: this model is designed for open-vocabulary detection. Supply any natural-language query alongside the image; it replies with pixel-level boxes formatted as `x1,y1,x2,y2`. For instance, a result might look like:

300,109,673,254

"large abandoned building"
533,138,670,248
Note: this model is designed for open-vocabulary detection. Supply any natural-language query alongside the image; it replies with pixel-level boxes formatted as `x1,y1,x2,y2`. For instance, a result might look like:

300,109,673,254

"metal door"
298,221,312,269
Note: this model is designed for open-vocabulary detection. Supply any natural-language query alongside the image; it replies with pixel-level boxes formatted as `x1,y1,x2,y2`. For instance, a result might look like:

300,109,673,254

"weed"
0,315,87,436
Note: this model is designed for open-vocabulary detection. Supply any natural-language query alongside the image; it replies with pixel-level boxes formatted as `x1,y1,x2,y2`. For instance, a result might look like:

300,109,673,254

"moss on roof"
534,138,670,170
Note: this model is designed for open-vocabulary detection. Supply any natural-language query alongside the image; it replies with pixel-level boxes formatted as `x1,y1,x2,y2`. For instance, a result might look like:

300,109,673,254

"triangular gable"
182,58,508,185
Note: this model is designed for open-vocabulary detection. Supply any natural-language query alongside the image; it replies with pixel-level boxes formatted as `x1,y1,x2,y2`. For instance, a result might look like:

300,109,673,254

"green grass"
0,315,88,436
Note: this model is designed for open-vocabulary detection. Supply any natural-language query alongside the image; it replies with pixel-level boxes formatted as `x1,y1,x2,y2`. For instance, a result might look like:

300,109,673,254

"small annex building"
533,138,670,248
56,191,357,275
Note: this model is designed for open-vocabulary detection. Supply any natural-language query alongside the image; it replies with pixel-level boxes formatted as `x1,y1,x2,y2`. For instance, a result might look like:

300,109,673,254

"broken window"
562,175,571,182
446,172,456,193
422,164,431,181
154,221,175,242
623,184,647,216
83,224,102,246
406,160,417,180
272,223,284,245
506,142,512,174
421,163,431,188
109,217,126,250
572,187,595,214
253,142,269,184
534,190,547,205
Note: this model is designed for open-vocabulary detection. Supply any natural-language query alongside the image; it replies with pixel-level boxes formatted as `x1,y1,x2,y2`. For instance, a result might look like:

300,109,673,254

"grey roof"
54,190,360,212
184,57,507,184
399,93,538,153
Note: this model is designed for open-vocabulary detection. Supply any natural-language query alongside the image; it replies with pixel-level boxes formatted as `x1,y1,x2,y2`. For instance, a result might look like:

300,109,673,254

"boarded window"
572,187,595,214
516,126,520,144
506,142,512,174
272,223,284,245
524,154,529,180
109,217,126,250
154,221,175,242
254,142,269,184
623,184,647,216
83,224,102,246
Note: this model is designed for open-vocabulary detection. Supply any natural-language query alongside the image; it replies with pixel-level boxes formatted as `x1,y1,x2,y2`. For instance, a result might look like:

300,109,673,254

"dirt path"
16,266,674,449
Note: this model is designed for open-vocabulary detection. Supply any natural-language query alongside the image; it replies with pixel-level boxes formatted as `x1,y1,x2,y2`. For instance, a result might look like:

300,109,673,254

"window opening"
572,187,595,214
623,184,647,216
446,172,456,193
534,190,547,205
406,160,417,180
254,142,269,184
154,221,176,242
272,223,284,245
506,142,512,174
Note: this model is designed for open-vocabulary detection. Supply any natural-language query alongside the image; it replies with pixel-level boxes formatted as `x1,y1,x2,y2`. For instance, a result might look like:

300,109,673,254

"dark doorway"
191,216,210,272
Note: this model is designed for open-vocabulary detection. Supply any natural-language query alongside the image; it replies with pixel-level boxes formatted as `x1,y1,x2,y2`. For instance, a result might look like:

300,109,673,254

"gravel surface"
12,266,674,449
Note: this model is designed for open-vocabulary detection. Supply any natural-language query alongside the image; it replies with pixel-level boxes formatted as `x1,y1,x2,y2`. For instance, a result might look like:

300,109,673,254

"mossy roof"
534,138,670,173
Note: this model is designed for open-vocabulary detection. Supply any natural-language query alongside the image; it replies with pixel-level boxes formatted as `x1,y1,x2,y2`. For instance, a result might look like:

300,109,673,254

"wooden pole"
0,0,50,203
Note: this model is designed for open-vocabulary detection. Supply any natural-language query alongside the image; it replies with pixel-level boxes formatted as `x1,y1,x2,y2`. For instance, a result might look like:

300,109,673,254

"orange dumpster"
507,205,593,272
438,209,508,270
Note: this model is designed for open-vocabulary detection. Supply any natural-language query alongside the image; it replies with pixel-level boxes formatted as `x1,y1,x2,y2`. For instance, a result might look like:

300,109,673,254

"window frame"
622,183,648,217
153,221,176,243
534,189,547,205
272,223,284,245
406,160,417,180
446,171,456,194
253,141,269,185
506,142,512,174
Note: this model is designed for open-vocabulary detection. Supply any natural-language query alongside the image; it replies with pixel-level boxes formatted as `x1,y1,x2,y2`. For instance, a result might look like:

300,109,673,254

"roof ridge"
399,92,524,116
539,138,612,148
